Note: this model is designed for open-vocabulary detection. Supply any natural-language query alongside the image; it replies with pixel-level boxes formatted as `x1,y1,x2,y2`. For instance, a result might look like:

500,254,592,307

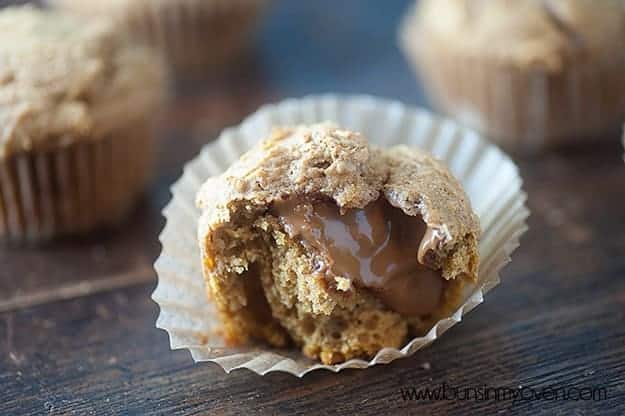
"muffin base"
137,0,269,78
0,121,154,243
50,0,269,80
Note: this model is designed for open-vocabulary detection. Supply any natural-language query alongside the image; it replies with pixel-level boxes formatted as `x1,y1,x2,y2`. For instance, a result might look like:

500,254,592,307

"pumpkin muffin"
48,0,270,79
400,0,625,153
0,6,166,243
196,123,480,364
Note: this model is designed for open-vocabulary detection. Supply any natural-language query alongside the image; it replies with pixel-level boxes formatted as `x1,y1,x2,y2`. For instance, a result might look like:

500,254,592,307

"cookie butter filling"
271,198,445,316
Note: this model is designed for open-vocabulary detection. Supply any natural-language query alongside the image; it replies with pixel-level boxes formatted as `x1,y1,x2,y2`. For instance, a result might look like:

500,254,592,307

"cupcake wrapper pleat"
0,122,153,243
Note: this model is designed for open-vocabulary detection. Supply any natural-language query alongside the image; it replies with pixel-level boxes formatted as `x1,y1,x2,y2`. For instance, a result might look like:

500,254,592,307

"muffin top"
0,6,166,158
197,123,480,281
414,0,625,71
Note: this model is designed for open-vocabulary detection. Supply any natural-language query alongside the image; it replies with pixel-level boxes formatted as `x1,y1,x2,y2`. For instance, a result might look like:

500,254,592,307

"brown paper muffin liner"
0,121,154,243
399,4,625,153
152,95,530,376
48,0,270,79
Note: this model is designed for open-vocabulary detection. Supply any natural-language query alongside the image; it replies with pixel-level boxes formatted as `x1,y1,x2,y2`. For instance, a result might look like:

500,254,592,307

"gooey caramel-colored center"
271,198,444,316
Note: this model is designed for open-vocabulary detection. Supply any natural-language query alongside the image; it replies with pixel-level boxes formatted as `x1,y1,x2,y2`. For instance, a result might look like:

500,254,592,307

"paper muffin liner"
0,121,154,244
48,0,269,79
152,94,529,376
399,3,625,154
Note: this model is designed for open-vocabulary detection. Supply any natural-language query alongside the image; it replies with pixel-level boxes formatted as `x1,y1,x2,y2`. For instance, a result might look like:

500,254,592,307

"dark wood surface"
2,1,625,415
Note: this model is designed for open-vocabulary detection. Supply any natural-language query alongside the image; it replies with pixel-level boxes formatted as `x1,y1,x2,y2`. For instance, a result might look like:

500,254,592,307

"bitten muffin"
196,123,480,364
48,0,270,79
400,0,625,153
0,6,165,243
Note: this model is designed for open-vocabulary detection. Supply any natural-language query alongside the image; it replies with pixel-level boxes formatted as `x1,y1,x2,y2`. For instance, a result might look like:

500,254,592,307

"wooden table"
2,1,625,414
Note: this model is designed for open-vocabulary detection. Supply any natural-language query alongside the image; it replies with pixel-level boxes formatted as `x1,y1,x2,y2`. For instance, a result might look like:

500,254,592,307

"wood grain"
1,0,625,415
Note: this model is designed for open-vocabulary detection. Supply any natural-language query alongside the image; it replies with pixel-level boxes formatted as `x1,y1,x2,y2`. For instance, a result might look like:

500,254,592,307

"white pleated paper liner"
152,95,529,377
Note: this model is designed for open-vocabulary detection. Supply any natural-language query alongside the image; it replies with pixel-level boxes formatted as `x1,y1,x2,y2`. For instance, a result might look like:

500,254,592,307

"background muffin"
0,6,166,243
48,0,270,80
400,0,625,153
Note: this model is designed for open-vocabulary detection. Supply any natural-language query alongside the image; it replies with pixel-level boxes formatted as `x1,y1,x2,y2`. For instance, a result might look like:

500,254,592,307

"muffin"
196,123,480,364
48,0,270,79
0,6,166,243
400,0,625,153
